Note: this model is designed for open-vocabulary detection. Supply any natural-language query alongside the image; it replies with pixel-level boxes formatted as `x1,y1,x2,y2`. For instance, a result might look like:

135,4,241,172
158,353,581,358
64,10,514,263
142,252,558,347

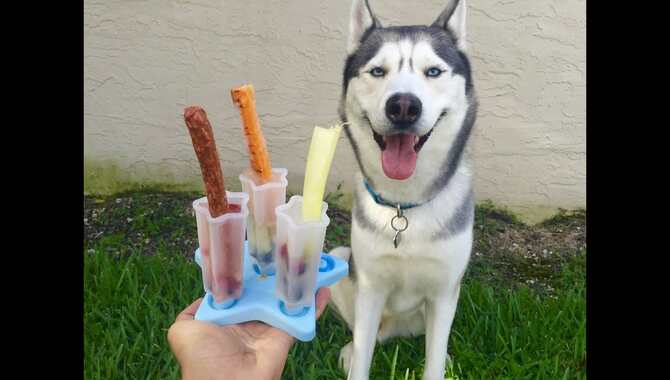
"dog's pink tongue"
381,133,417,180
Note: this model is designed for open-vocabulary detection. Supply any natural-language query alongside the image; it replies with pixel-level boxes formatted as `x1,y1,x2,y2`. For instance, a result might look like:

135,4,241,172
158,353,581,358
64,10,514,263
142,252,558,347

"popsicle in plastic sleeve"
239,168,288,276
275,196,330,314
193,198,213,292
184,106,248,307
275,123,342,314
206,192,248,305
232,84,287,275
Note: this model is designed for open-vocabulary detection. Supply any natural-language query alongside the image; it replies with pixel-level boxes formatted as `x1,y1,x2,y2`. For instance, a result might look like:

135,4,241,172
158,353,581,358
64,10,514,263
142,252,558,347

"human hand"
168,288,331,380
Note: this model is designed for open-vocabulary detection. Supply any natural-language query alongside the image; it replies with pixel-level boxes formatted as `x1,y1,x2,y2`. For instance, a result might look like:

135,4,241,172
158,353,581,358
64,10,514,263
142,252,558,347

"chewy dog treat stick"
302,124,343,221
184,106,229,217
231,84,273,183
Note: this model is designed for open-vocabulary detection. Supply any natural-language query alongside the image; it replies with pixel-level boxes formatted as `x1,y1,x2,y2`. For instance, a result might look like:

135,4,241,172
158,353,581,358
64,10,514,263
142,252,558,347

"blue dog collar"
363,180,420,210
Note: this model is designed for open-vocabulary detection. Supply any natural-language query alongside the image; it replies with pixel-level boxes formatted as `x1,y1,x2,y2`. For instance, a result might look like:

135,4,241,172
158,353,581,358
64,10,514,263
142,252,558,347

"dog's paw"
338,341,353,373
329,246,352,261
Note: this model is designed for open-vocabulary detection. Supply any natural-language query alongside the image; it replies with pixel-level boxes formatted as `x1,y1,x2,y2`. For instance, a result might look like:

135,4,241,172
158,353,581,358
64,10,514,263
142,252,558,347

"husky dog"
328,0,477,379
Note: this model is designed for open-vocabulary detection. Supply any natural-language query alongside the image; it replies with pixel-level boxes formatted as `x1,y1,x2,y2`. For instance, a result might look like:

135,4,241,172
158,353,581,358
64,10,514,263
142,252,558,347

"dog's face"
341,0,474,188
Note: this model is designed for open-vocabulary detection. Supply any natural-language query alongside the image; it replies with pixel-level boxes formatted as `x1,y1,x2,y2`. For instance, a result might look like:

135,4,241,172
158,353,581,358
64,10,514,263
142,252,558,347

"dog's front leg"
423,286,461,380
348,284,387,380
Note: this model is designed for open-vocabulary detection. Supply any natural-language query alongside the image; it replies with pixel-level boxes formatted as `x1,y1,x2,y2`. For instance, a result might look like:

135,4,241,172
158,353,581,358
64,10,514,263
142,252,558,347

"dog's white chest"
350,201,473,312
362,253,448,312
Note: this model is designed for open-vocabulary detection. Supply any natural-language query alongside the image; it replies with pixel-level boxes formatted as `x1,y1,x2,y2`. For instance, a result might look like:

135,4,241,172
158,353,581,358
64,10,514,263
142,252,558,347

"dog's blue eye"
425,67,443,78
370,67,386,77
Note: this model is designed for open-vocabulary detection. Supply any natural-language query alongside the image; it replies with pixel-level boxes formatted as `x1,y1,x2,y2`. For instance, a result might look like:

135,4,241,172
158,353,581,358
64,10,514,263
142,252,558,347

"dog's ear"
431,0,467,51
348,0,381,54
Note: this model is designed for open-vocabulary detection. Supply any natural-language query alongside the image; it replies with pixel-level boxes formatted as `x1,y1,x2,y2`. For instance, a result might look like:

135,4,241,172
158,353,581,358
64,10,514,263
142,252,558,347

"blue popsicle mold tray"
193,241,348,341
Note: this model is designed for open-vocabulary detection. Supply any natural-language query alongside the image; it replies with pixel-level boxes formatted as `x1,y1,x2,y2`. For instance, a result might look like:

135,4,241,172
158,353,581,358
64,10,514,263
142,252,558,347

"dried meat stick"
230,84,273,183
184,106,229,217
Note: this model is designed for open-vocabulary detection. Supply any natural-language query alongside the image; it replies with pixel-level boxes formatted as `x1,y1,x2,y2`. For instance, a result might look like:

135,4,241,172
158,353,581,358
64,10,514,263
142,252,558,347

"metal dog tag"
391,204,408,249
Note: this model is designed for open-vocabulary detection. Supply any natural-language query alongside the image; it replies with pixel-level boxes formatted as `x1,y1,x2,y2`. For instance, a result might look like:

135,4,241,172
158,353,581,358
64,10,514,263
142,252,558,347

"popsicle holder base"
193,241,349,341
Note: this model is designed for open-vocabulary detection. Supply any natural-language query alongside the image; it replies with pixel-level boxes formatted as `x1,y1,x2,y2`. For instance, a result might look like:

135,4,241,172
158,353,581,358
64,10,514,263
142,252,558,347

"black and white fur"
329,1,477,379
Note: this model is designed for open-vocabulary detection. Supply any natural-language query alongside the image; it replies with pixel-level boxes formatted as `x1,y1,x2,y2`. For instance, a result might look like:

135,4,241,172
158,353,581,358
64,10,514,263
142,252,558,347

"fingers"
314,287,331,319
176,298,204,321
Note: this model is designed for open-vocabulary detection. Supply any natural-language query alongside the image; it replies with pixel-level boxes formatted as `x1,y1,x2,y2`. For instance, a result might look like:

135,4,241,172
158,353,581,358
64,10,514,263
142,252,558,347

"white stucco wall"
84,0,585,222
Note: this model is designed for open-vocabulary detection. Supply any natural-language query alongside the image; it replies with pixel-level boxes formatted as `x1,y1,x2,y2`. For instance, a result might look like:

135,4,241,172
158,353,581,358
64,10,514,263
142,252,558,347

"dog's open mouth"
372,129,432,153
373,130,431,180
367,113,442,180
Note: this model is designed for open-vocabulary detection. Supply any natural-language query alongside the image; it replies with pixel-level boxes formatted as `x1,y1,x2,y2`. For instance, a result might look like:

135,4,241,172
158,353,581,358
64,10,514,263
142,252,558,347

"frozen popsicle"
275,196,329,314
206,192,247,305
239,168,288,276
302,124,343,221
193,198,214,293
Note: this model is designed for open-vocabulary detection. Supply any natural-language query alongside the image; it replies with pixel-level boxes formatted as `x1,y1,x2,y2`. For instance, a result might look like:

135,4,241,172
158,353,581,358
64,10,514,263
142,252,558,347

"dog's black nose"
385,93,422,126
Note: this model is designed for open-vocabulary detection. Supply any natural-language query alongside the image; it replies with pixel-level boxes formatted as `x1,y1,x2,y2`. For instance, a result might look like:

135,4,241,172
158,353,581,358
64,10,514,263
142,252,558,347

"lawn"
84,190,586,379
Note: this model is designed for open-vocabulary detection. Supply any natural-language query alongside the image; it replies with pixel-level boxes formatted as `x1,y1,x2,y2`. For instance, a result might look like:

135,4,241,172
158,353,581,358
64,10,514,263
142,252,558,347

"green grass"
84,249,585,380
84,192,586,379
284,254,585,380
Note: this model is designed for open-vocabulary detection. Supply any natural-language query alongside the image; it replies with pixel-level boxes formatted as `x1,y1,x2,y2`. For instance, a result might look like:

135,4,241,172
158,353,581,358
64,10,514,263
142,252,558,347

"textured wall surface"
84,0,585,222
